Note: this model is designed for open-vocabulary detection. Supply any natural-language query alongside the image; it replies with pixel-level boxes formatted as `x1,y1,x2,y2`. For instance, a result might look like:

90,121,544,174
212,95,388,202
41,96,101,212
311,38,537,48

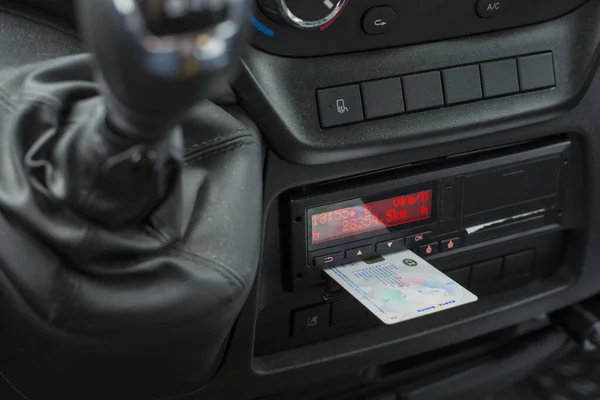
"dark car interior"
1,0,600,399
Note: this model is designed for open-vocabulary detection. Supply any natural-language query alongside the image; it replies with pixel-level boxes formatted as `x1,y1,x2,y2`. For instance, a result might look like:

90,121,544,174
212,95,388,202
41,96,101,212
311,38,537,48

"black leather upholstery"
14,0,76,26
0,3,80,69
0,22,263,400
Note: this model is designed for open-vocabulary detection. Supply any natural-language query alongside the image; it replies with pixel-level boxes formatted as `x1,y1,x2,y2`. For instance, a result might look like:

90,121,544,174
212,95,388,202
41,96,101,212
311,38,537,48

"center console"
209,0,600,398
255,137,572,355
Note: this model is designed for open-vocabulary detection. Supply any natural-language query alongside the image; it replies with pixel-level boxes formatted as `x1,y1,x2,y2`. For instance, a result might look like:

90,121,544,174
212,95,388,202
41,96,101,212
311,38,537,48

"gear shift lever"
78,0,248,140
0,1,263,398
49,0,249,228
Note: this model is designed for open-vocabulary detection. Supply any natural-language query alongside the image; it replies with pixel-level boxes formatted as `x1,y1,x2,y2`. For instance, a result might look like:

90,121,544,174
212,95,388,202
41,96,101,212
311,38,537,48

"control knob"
260,0,346,29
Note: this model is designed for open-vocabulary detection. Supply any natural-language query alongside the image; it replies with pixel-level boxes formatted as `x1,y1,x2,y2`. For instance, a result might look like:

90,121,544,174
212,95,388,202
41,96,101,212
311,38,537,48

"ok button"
406,231,432,245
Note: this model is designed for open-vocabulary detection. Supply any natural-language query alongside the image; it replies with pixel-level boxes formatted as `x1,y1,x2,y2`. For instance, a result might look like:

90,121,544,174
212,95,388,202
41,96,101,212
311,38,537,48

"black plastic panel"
249,0,588,57
190,3,599,398
314,52,554,129
236,1,600,165
284,140,568,292
462,156,560,224
255,228,565,355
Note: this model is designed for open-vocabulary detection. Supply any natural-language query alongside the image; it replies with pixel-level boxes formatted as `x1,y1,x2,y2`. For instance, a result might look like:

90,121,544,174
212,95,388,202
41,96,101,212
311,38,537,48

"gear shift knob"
77,0,249,140
42,0,251,228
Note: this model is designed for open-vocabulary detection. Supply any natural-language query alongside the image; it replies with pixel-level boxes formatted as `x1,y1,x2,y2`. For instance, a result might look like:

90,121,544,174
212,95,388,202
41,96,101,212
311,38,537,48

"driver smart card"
325,250,478,325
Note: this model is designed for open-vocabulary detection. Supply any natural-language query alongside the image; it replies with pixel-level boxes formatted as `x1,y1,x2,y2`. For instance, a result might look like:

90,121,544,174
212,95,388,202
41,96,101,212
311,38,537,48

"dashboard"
5,0,600,399
217,1,600,397
250,0,587,56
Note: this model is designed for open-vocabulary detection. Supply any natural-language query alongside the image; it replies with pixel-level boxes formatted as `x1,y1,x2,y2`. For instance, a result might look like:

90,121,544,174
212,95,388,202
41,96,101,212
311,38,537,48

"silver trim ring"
278,0,346,29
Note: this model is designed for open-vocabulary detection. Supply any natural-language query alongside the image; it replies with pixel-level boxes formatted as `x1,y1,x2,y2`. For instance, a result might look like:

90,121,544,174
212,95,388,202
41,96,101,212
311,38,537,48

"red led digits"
309,189,433,245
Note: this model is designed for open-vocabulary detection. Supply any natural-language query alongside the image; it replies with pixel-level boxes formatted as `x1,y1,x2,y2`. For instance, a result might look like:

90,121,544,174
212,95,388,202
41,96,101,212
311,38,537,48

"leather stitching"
184,138,256,165
183,129,249,154
0,371,30,400
184,132,253,156
174,136,260,292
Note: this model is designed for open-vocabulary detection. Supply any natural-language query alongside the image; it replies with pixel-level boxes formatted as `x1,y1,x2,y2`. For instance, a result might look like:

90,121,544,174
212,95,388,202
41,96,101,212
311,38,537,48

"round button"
476,0,508,18
362,6,397,35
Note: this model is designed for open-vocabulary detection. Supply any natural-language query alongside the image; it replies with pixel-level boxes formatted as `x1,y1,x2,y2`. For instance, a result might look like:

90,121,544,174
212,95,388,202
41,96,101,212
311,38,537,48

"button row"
312,231,470,266
313,231,433,266
418,237,462,257
316,52,555,128
446,249,535,289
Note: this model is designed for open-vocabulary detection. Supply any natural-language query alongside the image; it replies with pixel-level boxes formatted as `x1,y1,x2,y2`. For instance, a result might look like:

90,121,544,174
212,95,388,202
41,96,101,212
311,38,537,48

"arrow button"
376,238,405,254
345,245,375,259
